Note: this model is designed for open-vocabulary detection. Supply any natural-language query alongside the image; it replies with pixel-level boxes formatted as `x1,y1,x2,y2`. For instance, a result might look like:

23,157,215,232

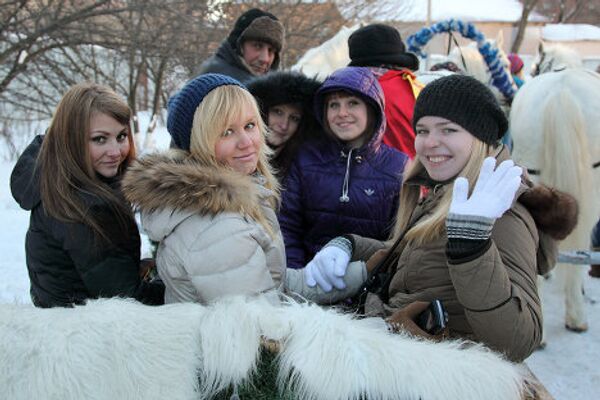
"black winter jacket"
10,135,164,307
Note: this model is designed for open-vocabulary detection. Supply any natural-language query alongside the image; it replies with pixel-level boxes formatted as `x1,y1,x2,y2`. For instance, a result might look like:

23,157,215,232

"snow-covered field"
1,125,599,399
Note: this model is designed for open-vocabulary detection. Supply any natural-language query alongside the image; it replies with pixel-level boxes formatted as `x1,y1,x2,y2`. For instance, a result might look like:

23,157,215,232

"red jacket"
378,70,423,159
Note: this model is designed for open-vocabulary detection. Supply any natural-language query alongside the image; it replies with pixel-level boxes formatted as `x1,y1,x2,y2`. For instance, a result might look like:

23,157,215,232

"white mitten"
304,244,351,292
450,157,523,219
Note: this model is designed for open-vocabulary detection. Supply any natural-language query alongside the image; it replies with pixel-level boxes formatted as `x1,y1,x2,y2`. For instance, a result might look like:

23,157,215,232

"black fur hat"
246,71,321,123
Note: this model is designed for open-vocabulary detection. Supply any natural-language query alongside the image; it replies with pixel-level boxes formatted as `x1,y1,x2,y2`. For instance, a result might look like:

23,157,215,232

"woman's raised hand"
450,157,523,220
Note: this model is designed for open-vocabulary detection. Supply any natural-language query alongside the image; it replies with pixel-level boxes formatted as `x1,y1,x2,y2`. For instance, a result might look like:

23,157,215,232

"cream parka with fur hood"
122,151,364,304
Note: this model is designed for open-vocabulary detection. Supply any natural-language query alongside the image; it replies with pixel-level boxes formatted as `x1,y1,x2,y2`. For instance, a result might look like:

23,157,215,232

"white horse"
449,45,491,83
445,32,513,108
510,43,600,332
531,42,583,76
448,32,511,85
292,25,358,80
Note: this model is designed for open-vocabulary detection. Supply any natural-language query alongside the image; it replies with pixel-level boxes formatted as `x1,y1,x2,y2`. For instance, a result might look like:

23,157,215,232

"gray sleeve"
284,261,367,305
346,234,387,261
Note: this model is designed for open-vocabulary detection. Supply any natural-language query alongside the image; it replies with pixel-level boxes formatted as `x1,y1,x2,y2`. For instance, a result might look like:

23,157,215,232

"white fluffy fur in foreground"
0,296,527,400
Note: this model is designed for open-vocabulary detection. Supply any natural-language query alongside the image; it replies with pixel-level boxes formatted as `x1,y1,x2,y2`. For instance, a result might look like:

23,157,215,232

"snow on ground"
0,162,30,304
1,122,599,399
527,270,600,398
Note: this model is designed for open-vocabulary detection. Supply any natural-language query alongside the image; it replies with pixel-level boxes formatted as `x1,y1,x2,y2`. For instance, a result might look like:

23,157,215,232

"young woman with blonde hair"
122,73,362,304
305,75,578,362
11,82,164,308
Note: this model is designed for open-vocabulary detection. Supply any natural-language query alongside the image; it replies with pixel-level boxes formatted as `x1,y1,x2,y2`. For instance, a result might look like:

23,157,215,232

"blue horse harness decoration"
407,19,516,102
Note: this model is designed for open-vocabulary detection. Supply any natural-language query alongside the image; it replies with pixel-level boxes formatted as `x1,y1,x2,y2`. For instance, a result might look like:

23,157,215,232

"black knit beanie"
412,75,508,144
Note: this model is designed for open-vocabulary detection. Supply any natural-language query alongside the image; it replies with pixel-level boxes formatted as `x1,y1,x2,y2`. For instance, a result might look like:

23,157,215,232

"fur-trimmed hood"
518,182,577,276
500,144,578,243
121,151,271,240
518,182,578,241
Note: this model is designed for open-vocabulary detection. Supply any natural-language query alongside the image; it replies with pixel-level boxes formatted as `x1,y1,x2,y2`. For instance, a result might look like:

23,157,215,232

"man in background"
198,8,285,83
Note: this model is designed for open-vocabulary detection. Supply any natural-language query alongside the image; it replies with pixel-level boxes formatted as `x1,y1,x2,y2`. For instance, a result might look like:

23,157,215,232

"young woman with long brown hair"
11,82,164,308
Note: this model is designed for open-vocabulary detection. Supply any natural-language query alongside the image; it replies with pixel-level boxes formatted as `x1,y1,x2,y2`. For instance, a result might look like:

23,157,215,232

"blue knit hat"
167,73,244,151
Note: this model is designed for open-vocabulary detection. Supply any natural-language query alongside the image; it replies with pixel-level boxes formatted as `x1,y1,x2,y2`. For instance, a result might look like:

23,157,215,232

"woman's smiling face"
414,116,474,182
88,112,130,178
267,103,302,147
325,92,369,148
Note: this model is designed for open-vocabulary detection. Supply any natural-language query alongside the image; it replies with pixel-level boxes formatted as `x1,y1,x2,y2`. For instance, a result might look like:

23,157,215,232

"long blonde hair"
188,85,280,236
38,82,136,243
391,139,496,246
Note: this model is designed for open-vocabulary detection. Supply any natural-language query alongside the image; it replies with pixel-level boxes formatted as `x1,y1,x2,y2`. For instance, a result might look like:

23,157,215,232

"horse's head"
449,44,489,83
532,42,583,76
448,32,511,86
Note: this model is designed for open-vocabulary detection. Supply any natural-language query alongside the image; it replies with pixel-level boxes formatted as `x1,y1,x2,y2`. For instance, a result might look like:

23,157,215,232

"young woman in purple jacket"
278,67,409,270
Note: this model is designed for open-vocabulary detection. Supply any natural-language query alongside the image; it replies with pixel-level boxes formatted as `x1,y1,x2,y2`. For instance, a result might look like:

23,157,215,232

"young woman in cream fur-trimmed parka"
122,74,366,305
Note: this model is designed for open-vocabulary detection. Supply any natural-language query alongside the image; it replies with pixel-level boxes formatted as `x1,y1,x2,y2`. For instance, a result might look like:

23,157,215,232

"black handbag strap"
354,225,410,313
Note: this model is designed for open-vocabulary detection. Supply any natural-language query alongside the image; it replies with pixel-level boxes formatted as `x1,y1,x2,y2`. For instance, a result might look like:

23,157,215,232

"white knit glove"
304,245,351,292
450,157,523,219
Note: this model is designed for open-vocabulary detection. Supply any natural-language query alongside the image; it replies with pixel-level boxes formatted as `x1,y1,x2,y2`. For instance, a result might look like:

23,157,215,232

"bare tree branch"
511,0,540,53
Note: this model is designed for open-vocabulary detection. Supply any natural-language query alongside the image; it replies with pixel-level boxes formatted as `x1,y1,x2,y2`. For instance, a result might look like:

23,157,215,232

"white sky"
341,0,548,23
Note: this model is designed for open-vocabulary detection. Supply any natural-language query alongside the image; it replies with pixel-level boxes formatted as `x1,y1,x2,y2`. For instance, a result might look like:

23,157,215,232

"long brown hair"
37,82,136,243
